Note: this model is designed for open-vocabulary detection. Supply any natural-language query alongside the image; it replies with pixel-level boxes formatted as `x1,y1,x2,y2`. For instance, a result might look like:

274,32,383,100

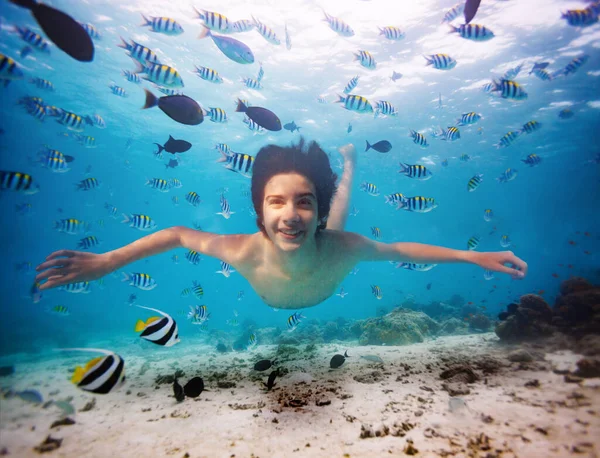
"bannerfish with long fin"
198,26,254,65
59,347,126,394
134,305,180,347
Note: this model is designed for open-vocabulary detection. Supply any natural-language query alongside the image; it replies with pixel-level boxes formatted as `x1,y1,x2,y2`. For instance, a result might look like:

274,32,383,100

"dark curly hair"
251,138,338,236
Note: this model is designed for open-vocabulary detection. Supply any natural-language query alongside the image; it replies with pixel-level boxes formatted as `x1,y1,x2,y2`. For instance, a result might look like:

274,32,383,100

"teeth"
281,229,299,235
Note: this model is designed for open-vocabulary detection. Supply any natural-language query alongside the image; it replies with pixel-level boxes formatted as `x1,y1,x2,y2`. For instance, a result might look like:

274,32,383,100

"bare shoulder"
318,230,369,257
180,228,259,265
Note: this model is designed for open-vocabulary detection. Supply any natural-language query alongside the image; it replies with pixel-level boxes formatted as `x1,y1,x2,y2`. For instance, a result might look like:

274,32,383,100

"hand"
338,143,356,163
471,251,528,280
35,250,113,290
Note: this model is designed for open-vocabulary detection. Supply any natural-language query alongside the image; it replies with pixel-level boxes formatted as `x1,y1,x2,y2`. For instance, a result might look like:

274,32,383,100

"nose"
282,203,300,223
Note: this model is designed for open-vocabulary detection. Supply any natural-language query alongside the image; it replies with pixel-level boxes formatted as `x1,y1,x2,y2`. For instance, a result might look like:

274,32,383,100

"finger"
38,275,67,290
496,264,525,278
35,269,65,283
36,258,70,272
510,257,528,275
45,250,76,261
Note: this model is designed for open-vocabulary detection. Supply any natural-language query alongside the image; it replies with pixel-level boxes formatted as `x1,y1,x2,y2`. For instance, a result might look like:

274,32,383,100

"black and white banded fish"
532,68,552,81
140,15,183,35
0,171,39,194
375,100,397,117
424,54,456,70
396,196,438,213
195,65,223,83
562,55,589,76
121,214,157,231
241,76,262,90
360,181,380,196
371,285,383,299
15,27,50,53
29,77,54,91
122,70,141,84
232,19,255,33
122,272,157,291
256,64,264,82
449,24,494,41
54,109,85,132
354,50,376,69
104,203,118,218
438,126,461,141
146,178,170,192
467,235,480,250
217,150,255,178
54,218,88,234
186,249,201,265
503,63,523,80
76,177,101,191
217,194,234,219
409,129,429,147
491,79,527,100
186,191,202,206
561,9,598,27
109,84,127,97
194,8,233,33
495,131,521,148
243,116,265,133
441,3,464,23
85,114,106,128
521,120,542,134
371,227,381,239
191,281,204,300
395,262,437,271
467,173,483,192
77,235,100,249
252,16,280,45
336,94,373,113
168,178,182,188
64,348,126,394
118,37,161,64
0,53,24,86
343,76,359,94
384,193,406,206
134,62,183,88
379,26,405,40
456,112,481,126
80,23,101,41
496,168,518,184
134,305,180,347
75,135,96,148
59,281,91,293
322,10,354,36
215,143,231,154
216,261,235,277
398,163,432,180
521,153,542,167
287,312,304,331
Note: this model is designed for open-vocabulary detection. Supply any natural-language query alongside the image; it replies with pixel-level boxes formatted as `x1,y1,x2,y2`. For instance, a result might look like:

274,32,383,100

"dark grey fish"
183,377,204,398
165,159,179,169
0,365,15,377
254,359,276,372
20,46,32,59
63,155,75,163
464,0,482,23
173,378,185,402
143,90,204,126
236,99,281,131
263,368,279,391
9,0,94,62
155,135,192,154
330,350,349,369
365,140,392,153
390,71,403,82
347,123,352,134
283,121,300,133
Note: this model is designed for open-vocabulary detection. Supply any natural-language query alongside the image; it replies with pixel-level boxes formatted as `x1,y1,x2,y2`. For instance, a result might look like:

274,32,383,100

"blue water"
1,0,599,356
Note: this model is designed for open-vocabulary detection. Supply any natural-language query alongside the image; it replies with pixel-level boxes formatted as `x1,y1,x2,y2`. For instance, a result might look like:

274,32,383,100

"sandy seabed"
0,333,599,458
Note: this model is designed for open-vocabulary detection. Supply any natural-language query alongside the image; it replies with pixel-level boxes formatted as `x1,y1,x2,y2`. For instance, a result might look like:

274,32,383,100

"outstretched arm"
35,227,245,290
326,144,357,231
344,233,528,279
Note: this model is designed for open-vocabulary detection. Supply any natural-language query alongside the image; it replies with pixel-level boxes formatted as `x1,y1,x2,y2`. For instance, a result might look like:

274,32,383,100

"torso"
235,231,358,309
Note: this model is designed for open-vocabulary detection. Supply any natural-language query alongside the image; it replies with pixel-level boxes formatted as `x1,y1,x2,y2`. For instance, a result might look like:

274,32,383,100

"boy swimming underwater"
35,139,527,309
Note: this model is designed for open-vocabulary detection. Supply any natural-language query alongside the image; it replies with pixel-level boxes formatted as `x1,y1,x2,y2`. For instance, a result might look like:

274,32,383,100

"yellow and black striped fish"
68,348,126,394
0,171,39,194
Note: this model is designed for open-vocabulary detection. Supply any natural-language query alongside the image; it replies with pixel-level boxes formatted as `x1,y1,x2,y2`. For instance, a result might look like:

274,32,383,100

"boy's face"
262,173,319,251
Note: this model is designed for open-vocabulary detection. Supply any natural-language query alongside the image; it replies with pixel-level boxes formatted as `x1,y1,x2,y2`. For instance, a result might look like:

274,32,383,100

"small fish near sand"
283,121,300,133
154,135,192,154
263,368,280,391
365,140,392,153
360,354,384,364
236,99,281,131
9,0,94,62
173,378,185,402
254,359,277,371
330,350,349,369
183,376,204,398
143,89,204,126
0,365,15,377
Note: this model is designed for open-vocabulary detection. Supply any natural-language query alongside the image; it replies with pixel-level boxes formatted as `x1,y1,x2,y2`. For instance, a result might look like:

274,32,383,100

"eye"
298,198,313,206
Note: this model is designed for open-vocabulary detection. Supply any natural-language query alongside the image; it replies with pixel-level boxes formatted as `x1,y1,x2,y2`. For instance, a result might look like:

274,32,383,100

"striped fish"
503,63,523,80
496,168,518,184
54,218,87,234
449,24,494,41
522,153,542,167
109,84,127,97
168,178,182,188
59,281,91,293
409,129,428,147
241,77,262,89
67,348,126,394
215,143,231,154
467,235,480,250
29,77,54,91
563,55,589,76
195,65,223,83
336,94,373,113
140,15,183,35
232,19,255,33
186,250,201,265
500,235,511,248
396,196,438,213
15,27,50,53
134,305,180,347
256,64,264,82
77,235,100,249
122,70,141,84
360,182,380,196
561,9,598,27
216,261,235,277
194,9,232,33
456,112,481,126
521,120,542,134
495,131,521,148
287,312,304,332
252,16,280,45
192,281,204,300
323,11,354,37
371,285,383,299
484,270,495,280
379,26,405,40
76,177,101,191
375,100,397,116
442,3,465,23
467,174,484,192
217,195,234,219
398,163,432,180
0,171,39,194
75,135,96,148
49,305,70,316
395,263,437,272
343,76,359,94
440,126,460,141
218,151,255,178
484,209,493,222
134,62,183,88
104,203,118,218
55,109,85,132
121,214,157,231
354,50,376,69
491,79,527,100
532,69,552,81
84,114,106,128
186,191,202,206
117,37,160,64
80,23,101,40
146,178,170,192
188,304,209,323
424,54,456,70
371,227,381,239
441,159,448,167
460,154,471,163
243,116,264,133
384,193,406,206
26,103,46,122
122,272,157,291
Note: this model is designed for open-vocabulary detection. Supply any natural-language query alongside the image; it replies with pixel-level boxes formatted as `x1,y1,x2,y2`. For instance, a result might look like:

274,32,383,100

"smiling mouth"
279,229,303,238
